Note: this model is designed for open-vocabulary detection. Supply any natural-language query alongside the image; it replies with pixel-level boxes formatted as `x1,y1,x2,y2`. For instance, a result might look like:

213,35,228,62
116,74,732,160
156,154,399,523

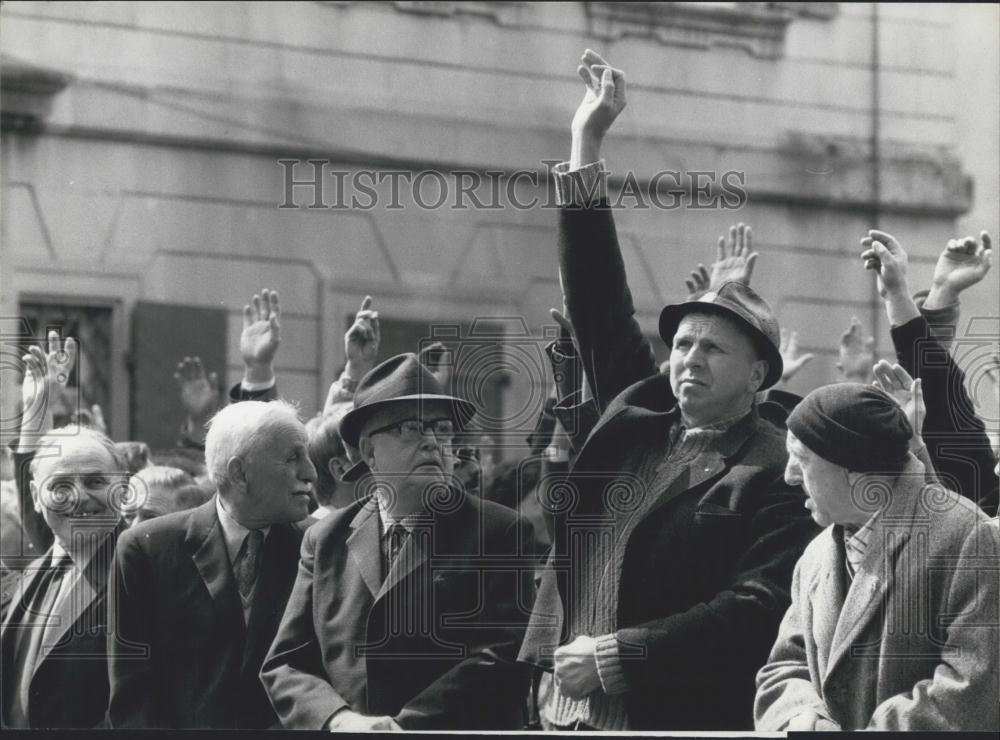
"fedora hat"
338,353,477,450
658,280,783,389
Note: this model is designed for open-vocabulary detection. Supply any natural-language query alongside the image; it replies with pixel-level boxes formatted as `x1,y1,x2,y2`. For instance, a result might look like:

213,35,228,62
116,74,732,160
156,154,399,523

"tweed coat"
755,464,999,731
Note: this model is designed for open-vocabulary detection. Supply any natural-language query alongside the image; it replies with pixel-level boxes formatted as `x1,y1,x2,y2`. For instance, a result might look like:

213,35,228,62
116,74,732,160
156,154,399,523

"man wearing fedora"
261,353,538,730
518,51,820,730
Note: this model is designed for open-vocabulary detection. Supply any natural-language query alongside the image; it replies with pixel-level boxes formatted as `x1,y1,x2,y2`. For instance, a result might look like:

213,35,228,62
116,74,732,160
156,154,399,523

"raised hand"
779,328,814,383
345,295,380,378
685,264,710,298
872,360,925,450
20,329,78,436
711,222,759,288
573,49,626,139
241,288,280,383
925,231,992,308
860,229,921,327
860,229,909,298
837,317,875,384
174,356,220,420
571,49,626,168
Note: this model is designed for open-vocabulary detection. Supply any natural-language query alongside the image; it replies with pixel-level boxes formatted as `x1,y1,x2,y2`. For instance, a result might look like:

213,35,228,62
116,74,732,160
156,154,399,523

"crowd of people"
1,50,998,732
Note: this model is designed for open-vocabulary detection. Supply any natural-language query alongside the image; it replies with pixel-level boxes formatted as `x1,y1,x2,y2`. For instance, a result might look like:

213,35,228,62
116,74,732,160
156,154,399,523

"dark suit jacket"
261,490,537,730
1,533,118,728
106,497,303,728
518,202,820,730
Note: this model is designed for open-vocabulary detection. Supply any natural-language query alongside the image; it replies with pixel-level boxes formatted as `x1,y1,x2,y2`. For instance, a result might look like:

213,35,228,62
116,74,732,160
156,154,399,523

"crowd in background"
1,49,998,733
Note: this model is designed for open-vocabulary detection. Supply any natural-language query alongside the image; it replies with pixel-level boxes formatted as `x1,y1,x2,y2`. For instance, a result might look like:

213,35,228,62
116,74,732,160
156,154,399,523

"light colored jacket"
755,461,999,731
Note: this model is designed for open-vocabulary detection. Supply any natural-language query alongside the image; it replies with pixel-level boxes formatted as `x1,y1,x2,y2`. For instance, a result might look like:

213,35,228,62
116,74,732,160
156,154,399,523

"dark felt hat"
658,280,783,389
338,353,476,450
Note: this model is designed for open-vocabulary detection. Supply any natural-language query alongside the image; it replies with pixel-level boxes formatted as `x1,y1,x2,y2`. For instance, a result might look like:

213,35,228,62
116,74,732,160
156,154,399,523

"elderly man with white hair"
107,399,316,729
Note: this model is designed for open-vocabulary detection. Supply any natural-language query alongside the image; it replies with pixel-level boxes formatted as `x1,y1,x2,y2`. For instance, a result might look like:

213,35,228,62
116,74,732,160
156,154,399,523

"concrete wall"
1,2,995,442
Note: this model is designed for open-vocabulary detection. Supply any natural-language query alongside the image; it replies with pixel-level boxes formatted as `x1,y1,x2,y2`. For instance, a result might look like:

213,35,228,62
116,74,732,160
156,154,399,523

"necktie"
234,529,265,600
383,523,408,580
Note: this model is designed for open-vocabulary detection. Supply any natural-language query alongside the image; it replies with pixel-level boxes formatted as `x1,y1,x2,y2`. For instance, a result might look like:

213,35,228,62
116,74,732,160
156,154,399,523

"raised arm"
871,360,938,486
917,232,992,349
230,288,281,402
14,330,77,553
174,356,221,448
554,50,657,412
324,296,380,412
863,230,997,515
837,317,876,385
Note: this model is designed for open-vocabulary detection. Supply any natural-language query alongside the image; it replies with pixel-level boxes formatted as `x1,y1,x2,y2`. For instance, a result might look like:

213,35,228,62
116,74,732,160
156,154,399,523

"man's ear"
226,456,247,489
329,457,347,482
359,436,375,471
748,359,768,393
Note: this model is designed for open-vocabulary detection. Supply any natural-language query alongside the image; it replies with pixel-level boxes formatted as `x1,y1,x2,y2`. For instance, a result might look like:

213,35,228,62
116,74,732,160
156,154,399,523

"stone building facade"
1,2,996,449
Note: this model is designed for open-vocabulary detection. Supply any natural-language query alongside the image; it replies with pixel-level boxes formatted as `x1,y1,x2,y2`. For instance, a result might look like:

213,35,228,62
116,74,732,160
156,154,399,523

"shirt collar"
216,496,270,566
681,406,754,434
375,490,423,535
52,537,98,569
51,540,74,566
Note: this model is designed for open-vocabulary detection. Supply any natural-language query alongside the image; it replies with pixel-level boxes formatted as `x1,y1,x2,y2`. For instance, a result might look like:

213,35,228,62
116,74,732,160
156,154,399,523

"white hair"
204,400,302,491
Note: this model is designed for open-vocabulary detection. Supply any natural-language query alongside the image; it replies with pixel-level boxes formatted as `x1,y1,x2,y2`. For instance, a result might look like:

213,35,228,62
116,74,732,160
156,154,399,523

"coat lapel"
811,528,849,680
0,553,49,635
347,501,383,599
186,499,245,638
33,529,118,669
376,512,436,603
375,488,465,603
637,408,759,521
823,503,915,685
0,551,51,682
33,561,95,669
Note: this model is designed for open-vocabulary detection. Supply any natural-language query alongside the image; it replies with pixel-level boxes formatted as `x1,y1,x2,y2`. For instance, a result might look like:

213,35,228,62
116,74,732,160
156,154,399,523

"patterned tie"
383,523,408,580
234,529,265,600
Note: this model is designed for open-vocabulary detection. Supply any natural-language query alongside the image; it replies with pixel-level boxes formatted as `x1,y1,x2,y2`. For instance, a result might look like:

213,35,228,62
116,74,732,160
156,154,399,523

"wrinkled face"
669,312,767,427
31,438,124,551
784,432,856,528
239,418,317,525
360,401,456,505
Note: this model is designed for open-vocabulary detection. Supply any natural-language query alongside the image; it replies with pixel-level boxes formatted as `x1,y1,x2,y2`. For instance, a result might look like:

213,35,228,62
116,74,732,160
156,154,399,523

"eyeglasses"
367,418,455,443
